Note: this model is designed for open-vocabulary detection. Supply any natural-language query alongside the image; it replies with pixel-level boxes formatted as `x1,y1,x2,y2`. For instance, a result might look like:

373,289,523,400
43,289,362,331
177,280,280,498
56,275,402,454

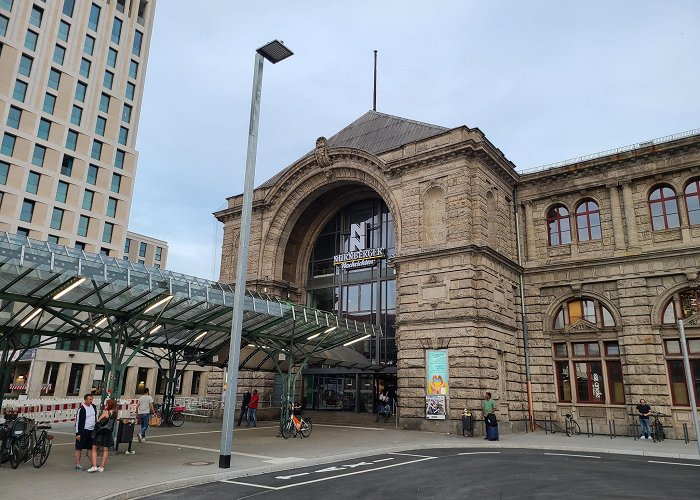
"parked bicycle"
650,412,667,443
150,404,185,428
564,413,581,436
0,416,53,469
281,404,312,439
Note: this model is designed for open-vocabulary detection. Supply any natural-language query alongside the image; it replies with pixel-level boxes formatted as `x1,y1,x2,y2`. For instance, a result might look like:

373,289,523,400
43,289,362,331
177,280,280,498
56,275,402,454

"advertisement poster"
426,395,446,419
426,349,449,395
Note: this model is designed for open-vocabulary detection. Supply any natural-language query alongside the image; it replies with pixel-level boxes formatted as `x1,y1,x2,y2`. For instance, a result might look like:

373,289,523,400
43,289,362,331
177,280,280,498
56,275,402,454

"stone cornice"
393,244,521,274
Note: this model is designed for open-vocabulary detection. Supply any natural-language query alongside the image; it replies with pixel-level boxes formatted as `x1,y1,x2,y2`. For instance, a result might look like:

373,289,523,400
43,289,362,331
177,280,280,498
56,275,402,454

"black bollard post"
612,420,616,438
608,420,613,439
683,423,689,444
590,419,595,437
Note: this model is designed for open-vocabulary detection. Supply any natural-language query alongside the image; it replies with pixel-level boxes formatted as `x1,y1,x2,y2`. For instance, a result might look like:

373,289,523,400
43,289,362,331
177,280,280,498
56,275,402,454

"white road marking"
220,456,438,491
372,458,395,463
220,480,278,490
648,460,700,467
389,452,437,458
458,452,501,455
275,472,310,480
543,452,601,459
315,466,346,473
340,461,373,468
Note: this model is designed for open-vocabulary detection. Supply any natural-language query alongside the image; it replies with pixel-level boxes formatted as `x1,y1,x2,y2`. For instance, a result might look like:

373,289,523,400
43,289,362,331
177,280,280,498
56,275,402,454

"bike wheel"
280,420,293,439
300,419,312,438
32,435,51,468
170,411,184,427
571,420,581,435
10,440,23,469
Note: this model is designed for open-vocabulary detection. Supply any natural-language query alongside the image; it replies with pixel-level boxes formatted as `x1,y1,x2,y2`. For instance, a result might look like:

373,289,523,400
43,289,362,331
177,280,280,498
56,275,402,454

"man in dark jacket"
237,391,251,427
74,393,97,471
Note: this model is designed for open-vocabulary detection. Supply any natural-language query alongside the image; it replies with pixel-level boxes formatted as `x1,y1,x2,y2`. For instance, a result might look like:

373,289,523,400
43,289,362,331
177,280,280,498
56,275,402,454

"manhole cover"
184,461,214,466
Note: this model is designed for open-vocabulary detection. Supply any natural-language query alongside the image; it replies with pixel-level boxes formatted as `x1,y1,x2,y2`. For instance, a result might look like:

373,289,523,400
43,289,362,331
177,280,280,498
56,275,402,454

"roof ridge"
363,110,450,132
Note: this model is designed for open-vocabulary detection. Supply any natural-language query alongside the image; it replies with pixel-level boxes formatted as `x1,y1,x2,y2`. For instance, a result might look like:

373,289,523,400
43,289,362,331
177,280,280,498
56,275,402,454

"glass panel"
665,340,680,355
605,342,619,357
554,343,567,357
606,360,625,404
668,360,689,405
601,305,615,327
556,361,571,402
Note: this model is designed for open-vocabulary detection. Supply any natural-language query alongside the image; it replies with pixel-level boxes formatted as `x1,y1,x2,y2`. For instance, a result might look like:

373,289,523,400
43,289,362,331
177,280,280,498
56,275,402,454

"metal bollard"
612,420,616,438
589,419,595,437
544,417,548,435
608,420,613,439
683,423,689,444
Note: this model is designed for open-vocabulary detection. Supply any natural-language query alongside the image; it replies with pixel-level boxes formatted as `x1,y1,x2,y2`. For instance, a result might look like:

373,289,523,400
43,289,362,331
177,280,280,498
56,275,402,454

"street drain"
184,461,214,466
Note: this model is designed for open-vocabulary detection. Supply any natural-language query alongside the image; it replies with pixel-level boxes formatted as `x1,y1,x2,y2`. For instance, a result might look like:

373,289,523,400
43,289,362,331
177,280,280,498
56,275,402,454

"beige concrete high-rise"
0,0,156,256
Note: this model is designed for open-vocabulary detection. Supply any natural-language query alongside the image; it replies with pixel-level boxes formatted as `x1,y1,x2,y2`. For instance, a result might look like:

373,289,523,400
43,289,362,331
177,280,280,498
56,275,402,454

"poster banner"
426,349,449,396
426,395,446,419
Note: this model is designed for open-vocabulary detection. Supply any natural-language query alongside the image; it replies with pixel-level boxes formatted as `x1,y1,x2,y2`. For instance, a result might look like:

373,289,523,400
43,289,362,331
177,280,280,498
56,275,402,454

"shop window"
191,371,201,395
135,367,148,394
67,363,84,396
648,185,680,231
546,205,571,246
664,339,700,407
575,199,602,242
42,362,59,396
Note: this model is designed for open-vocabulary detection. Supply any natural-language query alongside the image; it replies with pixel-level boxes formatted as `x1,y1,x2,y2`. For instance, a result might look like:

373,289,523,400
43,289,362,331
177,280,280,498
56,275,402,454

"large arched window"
551,298,623,405
660,289,700,407
575,199,602,242
685,178,700,226
649,185,680,230
547,205,571,246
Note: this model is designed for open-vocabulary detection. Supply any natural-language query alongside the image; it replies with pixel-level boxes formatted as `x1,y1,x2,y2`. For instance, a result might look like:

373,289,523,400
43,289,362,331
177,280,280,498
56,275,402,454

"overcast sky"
129,0,700,280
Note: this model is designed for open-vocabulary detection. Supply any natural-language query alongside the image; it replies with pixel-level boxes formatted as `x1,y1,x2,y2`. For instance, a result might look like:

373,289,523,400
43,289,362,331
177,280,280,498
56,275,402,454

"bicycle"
650,412,667,443
280,405,312,439
564,413,581,436
150,404,185,428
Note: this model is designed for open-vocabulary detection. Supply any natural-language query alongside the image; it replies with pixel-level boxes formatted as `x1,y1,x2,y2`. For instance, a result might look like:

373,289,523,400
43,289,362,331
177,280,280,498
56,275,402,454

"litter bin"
115,419,135,454
462,410,473,437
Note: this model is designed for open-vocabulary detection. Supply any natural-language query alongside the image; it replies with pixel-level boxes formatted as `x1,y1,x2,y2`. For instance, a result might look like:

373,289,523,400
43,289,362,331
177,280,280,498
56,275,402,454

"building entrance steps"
1,420,696,500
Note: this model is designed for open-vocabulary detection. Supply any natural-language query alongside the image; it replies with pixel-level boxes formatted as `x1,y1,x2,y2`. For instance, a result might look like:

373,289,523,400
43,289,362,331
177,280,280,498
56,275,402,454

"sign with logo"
333,222,386,270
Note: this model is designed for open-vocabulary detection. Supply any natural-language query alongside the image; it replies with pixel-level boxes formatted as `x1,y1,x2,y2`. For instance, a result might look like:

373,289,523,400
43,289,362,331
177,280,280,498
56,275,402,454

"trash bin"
462,410,473,437
115,419,135,454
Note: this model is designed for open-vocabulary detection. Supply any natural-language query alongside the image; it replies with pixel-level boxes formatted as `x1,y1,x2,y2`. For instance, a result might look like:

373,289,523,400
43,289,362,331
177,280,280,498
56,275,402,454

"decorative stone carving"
315,136,332,168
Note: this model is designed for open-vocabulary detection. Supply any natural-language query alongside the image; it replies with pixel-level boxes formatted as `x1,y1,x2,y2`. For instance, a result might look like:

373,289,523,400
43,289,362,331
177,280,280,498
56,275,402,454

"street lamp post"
219,40,293,469
677,319,700,457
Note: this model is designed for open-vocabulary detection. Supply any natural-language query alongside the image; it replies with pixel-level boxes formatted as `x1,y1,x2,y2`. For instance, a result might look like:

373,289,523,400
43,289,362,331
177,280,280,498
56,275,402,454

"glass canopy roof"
0,233,378,371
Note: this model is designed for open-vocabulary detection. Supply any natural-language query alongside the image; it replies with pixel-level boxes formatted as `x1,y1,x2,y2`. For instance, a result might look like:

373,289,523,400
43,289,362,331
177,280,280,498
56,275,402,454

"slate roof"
326,110,449,154
257,111,450,189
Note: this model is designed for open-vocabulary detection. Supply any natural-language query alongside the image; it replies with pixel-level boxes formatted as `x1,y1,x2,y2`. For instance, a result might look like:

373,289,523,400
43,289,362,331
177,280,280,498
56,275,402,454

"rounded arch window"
648,185,680,230
684,178,700,226
546,205,571,246
661,288,700,324
553,297,616,330
575,199,602,242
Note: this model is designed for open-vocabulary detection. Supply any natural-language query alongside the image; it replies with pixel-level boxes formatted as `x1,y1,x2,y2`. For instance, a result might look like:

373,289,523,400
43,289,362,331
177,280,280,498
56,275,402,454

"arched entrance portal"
287,189,397,412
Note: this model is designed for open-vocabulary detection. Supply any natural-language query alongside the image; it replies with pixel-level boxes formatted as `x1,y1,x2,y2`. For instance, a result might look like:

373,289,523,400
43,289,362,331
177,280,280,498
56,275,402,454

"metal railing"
519,128,700,175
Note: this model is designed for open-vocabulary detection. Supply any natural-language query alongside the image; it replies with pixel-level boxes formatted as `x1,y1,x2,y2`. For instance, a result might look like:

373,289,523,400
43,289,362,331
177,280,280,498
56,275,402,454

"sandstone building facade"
215,111,700,437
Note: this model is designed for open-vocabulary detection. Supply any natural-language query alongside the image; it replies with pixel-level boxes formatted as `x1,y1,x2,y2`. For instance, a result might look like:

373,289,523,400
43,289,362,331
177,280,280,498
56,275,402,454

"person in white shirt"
137,388,155,442
74,394,97,471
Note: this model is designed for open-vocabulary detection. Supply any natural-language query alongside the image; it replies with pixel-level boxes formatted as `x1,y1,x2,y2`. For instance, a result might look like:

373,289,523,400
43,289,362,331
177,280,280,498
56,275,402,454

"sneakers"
137,433,142,443
98,467,104,472
75,464,85,471
87,466,99,473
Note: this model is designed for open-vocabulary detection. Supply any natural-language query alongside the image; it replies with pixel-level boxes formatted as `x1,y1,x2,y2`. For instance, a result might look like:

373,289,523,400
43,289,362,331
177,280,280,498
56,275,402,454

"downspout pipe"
513,185,535,431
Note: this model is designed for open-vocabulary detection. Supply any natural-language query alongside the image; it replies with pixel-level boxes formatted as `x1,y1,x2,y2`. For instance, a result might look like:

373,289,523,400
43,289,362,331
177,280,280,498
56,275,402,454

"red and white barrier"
1,398,138,423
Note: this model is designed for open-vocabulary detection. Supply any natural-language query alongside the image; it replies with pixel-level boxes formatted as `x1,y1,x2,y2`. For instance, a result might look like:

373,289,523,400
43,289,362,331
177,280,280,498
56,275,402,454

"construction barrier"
1,397,138,423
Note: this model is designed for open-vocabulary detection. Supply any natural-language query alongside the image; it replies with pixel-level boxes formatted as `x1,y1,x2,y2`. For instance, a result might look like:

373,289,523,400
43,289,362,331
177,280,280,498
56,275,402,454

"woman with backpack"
89,398,117,472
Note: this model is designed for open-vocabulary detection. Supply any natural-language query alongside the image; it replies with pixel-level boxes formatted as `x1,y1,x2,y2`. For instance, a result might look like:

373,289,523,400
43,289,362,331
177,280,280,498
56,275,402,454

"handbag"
149,414,162,427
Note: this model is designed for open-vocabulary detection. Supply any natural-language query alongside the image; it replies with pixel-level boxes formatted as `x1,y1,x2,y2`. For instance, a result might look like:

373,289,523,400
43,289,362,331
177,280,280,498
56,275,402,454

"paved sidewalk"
0,420,697,500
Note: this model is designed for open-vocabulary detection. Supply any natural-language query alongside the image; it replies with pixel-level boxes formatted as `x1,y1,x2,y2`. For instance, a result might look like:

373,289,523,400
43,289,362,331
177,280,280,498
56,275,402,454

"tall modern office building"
0,0,156,257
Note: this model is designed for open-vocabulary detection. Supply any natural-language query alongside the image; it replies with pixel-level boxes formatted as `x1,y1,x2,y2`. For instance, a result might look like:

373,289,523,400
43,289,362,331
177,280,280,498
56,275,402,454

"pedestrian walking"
74,394,97,471
237,390,251,427
137,387,155,442
636,399,652,439
91,398,117,472
246,389,260,428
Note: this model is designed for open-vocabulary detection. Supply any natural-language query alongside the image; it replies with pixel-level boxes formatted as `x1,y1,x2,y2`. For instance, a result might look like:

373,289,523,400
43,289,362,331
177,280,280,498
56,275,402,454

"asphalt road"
146,448,699,499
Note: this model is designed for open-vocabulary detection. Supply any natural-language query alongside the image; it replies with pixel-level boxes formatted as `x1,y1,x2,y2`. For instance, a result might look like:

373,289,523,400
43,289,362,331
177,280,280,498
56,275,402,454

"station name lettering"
333,248,386,269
